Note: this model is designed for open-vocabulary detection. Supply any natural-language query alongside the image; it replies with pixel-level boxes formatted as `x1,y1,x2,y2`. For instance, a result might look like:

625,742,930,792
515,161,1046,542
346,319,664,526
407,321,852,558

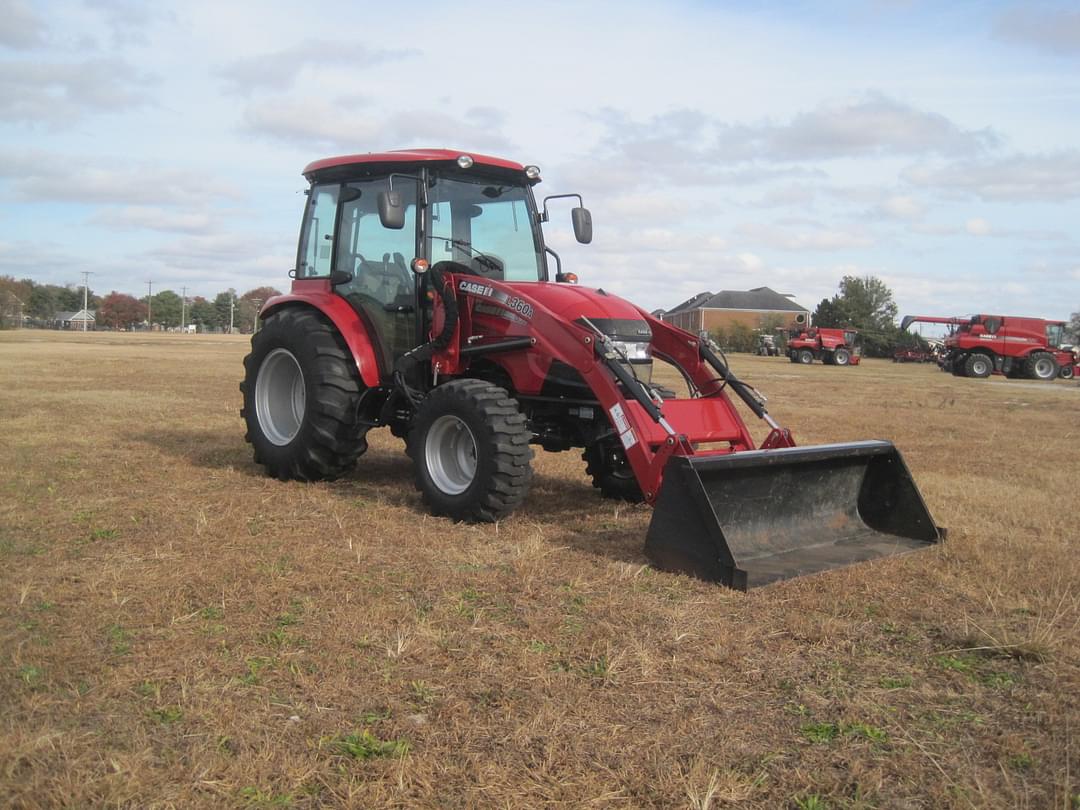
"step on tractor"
786,327,861,366
241,149,941,590
901,314,1078,381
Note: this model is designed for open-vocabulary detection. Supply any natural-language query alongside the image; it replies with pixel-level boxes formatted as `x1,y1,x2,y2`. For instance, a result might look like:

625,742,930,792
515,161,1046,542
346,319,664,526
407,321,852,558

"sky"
1,0,1079,322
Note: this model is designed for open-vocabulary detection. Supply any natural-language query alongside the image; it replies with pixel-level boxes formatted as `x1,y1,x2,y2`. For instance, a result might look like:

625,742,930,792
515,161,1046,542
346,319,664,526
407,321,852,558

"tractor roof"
303,149,525,179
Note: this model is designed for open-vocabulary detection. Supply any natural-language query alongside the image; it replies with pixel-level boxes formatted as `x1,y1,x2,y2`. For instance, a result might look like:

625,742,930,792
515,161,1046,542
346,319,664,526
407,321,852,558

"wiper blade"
426,235,500,272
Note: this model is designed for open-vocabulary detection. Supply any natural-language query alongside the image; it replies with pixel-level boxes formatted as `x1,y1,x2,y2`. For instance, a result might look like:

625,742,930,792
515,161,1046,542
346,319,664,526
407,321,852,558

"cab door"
332,178,419,376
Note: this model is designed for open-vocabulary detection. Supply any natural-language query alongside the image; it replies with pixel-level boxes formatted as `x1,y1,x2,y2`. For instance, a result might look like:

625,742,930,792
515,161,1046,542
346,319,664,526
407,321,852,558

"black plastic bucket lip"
683,439,897,472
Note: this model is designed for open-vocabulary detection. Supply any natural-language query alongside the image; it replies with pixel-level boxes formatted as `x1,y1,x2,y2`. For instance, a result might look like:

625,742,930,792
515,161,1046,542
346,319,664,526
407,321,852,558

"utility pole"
229,293,235,334
181,286,187,332
80,271,93,332
146,280,154,331
251,299,263,334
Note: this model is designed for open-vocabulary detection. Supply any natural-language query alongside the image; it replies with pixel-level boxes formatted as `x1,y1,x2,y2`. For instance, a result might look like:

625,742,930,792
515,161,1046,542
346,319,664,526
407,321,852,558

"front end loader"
241,149,941,590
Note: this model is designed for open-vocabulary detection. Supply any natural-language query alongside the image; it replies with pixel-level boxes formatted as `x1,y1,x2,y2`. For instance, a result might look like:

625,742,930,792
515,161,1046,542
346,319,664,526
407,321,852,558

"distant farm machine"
241,149,941,590
786,327,861,366
901,314,1077,380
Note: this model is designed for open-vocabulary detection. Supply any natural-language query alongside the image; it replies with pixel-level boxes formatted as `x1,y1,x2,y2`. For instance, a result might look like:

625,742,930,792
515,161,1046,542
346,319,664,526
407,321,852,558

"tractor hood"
511,282,652,341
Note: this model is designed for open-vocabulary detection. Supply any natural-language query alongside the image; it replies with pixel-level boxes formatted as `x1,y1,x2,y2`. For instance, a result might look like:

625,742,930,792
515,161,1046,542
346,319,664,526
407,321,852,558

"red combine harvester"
786,327,861,365
901,314,1077,380
240,149,941,590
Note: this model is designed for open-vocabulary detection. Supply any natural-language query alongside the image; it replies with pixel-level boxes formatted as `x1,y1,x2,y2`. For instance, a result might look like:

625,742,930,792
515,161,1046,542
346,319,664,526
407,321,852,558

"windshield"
1047,323,1063,348
426,172,544,281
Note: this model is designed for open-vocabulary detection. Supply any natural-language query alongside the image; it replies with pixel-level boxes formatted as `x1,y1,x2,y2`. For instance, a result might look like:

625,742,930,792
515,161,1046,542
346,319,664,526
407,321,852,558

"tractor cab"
294,153,558,375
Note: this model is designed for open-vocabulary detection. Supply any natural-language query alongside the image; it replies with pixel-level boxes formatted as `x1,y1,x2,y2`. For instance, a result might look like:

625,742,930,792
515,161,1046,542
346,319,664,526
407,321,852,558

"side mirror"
572,207,592,244
378,191,405,229
329,269,353,286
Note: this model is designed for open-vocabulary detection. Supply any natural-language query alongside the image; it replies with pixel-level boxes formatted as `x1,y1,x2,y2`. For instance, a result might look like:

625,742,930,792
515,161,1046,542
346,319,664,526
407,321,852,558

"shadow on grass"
137,428,648,567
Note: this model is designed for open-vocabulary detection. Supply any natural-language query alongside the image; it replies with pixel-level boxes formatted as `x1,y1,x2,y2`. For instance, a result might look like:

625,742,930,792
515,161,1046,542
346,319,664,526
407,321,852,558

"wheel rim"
835,351,849,365
1034,358,1055,378
425,415,478,495
256,348,306,446
972,358,990,376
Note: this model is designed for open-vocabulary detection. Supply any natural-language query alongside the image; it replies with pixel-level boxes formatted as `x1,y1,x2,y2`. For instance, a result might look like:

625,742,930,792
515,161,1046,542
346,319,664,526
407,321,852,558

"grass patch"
325,729,409,760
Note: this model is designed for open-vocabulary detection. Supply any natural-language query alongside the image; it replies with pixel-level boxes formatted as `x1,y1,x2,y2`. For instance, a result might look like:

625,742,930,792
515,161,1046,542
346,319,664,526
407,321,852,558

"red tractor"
786,327,861,365
240,149,940,590
901,314,1077,380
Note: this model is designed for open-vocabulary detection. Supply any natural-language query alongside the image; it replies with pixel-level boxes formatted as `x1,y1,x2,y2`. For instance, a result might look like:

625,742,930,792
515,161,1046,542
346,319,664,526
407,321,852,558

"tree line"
0,276,281,332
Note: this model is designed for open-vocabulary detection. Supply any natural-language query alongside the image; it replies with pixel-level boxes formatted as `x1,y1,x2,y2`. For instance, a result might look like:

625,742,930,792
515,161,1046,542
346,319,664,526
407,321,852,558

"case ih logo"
457,279,534,320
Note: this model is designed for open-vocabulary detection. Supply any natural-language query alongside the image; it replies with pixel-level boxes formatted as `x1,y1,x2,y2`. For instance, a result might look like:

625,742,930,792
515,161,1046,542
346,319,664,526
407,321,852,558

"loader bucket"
644,440,941,590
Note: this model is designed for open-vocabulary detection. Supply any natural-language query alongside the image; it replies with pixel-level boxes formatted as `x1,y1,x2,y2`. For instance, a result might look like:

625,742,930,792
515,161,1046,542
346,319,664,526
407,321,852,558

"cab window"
297,184,339,278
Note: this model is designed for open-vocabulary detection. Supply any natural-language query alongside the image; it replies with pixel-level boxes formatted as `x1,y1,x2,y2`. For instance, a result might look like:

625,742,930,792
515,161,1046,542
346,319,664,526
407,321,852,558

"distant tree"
151,290,183,328
27,285,59,319
1068,308,1080,344
213,289,237,331
98,292,147,330
188,296,218,330
814,275,900,357
0,276,32,328
238,286,282,332
711,322,757,353
812,297,851,329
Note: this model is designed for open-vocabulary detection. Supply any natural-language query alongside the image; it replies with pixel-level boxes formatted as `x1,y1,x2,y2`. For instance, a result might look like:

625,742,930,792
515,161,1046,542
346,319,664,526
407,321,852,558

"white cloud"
904,151,1080,201
995,6,1080,56
966,217,992,236
92,206,216,234
217,39,419,94
878,195,925,220
0,152,239,205
0,0,45,49
716,93,999,161
0,58,152,125
735,221,876,251
241,95,513,154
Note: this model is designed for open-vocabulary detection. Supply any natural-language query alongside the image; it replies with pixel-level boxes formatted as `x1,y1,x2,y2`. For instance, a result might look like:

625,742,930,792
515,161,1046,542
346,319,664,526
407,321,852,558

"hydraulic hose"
392,261,465,404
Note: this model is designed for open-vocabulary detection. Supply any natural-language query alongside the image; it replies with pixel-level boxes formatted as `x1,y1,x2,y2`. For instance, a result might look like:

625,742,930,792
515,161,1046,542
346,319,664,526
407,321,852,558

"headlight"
611,341,652,361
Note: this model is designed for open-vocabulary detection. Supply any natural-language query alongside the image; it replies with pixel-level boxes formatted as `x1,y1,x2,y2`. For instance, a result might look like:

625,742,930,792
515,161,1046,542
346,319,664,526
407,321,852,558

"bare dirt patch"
1,331,1077,808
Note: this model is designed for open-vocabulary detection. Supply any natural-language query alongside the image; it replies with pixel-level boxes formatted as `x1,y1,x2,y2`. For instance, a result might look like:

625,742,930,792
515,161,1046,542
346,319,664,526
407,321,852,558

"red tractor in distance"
901,314,1077,380
239,149,941,590
786,327,861,366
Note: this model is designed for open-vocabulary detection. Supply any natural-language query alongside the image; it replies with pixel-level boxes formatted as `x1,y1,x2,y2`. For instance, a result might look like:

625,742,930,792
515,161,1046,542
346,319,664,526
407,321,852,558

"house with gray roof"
663,287,809,334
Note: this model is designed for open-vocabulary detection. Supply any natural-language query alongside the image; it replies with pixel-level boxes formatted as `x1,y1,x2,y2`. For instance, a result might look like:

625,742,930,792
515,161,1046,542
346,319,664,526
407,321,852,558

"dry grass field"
1,330,1078,809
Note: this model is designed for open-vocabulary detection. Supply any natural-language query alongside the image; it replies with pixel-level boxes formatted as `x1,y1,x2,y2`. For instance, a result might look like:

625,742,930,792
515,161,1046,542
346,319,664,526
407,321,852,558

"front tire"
407,379,532,522
965,353,994,378
583,441,644,503
1025,351,1058,381
241,308,368,481
798,349,815,364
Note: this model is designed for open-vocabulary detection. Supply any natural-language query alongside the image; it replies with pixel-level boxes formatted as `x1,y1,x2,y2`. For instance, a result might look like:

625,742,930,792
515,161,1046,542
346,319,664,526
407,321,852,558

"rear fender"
261,285,382,388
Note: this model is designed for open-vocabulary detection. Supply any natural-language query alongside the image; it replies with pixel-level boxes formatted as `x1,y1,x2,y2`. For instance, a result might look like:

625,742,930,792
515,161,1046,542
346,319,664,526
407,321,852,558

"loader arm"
429,271,759,502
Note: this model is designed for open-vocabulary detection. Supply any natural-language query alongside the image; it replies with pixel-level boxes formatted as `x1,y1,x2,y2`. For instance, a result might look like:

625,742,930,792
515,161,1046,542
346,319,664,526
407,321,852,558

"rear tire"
1061,364,1075,380
241,308,368,481
833,347,851,366
407,379,532,522
1025,351,1058,381
798,349,814,364
965,353,994,378
583,441,644,503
